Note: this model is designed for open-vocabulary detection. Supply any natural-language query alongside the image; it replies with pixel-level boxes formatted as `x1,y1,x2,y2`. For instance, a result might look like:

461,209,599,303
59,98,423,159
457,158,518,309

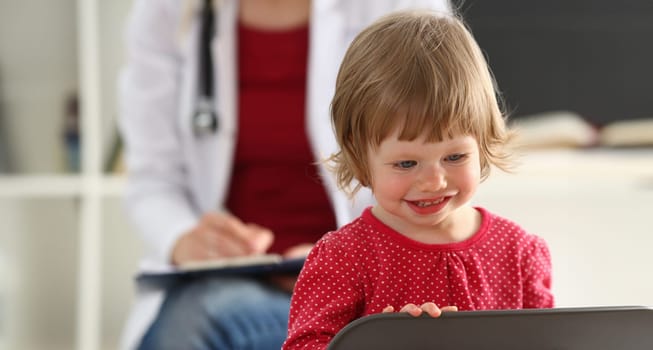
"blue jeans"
138,277,291,350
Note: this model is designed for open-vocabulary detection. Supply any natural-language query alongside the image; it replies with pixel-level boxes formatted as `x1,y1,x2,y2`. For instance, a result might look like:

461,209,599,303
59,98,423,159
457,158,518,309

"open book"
137,254,306,289
510,110,653,149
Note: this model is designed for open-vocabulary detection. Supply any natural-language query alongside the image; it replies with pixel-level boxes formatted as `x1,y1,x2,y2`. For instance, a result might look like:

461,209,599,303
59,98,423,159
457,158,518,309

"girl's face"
367,129,481,241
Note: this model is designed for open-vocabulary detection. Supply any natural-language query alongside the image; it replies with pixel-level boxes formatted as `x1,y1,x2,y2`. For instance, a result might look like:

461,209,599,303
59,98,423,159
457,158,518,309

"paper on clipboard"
136,254,306,289
177,254,285,271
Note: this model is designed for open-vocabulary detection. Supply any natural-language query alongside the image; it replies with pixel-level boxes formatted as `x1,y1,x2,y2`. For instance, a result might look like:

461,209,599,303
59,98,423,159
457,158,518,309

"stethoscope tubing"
193,0,218,135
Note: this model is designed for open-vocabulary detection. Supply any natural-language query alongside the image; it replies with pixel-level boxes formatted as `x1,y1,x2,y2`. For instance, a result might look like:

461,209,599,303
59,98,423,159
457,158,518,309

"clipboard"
136,255,306,289
327,306,653,350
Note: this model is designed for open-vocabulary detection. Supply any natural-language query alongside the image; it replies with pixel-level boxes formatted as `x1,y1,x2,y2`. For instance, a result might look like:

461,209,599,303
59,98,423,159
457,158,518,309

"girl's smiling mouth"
406,196,451,214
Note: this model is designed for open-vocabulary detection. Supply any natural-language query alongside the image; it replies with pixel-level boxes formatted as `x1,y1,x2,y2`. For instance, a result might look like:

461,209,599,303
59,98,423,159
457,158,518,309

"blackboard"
453,0,653,126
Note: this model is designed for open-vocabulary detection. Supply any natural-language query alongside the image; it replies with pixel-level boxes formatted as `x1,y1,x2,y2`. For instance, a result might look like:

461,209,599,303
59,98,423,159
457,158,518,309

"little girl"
282,9,554,349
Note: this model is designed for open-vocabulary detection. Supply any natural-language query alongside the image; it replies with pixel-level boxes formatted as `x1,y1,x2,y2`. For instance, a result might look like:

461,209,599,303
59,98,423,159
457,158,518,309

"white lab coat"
118,0,451,348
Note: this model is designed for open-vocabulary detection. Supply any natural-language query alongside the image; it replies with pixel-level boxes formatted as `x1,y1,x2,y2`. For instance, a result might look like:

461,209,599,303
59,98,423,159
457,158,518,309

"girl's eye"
394,160,417,169
445,153,467,162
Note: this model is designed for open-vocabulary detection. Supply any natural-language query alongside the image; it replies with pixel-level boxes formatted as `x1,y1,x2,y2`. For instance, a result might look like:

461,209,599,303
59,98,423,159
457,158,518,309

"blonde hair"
328,9,515,197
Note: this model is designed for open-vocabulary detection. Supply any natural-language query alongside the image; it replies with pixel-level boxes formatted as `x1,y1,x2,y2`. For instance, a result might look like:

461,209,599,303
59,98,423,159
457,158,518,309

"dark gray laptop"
327,306,653,350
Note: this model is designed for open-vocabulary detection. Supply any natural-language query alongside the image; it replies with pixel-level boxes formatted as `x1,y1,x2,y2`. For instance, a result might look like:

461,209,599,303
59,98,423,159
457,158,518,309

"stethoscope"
193,0,219,135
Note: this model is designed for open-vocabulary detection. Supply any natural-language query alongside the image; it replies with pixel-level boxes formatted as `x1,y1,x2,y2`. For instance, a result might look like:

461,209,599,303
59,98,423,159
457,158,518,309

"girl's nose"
418,164,447,192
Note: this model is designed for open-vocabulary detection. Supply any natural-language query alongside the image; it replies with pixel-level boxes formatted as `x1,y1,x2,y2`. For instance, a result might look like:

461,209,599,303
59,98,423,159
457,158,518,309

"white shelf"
481,148,653,195
101,174,128,197
0,174,81,198
0,174,126,198
512,148,653,178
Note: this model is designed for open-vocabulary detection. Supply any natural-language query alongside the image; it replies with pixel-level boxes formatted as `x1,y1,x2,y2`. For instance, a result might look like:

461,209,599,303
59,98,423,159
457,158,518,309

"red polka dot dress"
283,207,554,349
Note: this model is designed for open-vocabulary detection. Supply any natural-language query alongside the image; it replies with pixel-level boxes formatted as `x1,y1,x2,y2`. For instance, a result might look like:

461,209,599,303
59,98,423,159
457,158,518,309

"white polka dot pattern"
282,207,553,349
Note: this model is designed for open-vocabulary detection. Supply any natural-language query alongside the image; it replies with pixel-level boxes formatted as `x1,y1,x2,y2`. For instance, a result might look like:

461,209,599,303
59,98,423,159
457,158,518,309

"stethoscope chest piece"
193,96,218,135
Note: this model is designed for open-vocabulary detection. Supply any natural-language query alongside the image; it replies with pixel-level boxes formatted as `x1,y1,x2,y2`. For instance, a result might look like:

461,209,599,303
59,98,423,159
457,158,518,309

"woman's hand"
382,303,458,317
171,212,274,265
267,243,315,293
282,243,314,259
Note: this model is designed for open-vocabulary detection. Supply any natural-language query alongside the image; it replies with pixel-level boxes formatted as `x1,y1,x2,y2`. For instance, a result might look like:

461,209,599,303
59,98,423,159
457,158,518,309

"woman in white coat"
119,0,450,349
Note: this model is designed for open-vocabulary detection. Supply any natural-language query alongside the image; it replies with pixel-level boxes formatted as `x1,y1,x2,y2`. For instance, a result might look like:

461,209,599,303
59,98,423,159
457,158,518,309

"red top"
225,22,337,254
283,207,554,349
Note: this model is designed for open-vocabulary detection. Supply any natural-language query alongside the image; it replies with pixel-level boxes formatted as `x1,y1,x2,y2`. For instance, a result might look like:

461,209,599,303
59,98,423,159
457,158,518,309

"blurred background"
0,0,651,349
0,1,138,350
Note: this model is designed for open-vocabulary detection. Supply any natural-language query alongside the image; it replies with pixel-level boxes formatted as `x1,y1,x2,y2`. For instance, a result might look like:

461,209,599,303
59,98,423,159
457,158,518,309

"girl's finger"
400,304,423,317
420,302,442,317
382,305,395,313
440,305,458,312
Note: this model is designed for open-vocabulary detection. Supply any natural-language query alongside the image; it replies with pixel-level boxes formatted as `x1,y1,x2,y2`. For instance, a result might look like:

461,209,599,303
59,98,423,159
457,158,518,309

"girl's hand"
382,303,458,317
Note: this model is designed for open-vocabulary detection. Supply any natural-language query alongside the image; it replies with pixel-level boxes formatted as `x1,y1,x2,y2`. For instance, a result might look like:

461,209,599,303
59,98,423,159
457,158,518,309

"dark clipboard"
135,256,306,290
327,306,653,350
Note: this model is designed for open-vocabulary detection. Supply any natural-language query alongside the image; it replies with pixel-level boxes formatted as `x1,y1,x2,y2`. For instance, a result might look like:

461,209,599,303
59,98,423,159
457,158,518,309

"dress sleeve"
283,233,364,350
521,235,555,308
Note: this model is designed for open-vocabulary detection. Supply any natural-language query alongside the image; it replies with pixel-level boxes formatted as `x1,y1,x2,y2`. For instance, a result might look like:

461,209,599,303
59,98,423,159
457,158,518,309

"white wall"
473,149,653,308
